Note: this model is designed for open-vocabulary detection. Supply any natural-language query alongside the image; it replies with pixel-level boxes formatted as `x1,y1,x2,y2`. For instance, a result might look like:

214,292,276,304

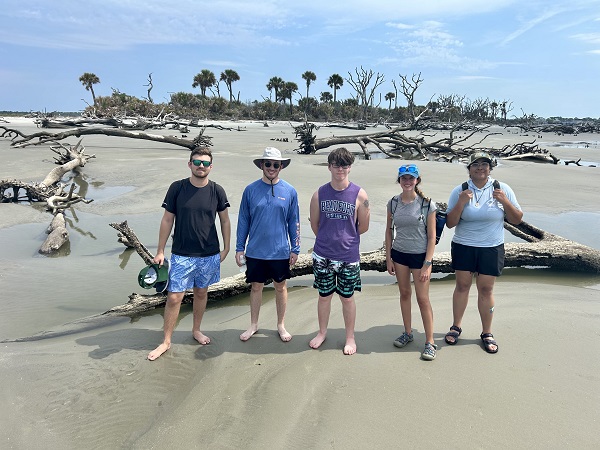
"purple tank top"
313,182,361,263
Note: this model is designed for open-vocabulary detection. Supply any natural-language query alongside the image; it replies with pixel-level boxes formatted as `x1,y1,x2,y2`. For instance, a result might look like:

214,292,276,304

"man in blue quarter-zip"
236,147,300,343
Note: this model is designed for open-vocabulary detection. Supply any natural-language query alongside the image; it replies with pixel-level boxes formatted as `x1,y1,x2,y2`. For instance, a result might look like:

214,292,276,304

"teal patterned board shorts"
312,252,361,299
168,254,220,292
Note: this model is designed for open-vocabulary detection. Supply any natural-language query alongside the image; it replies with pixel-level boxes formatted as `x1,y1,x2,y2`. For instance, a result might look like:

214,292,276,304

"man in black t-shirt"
148,147,231,361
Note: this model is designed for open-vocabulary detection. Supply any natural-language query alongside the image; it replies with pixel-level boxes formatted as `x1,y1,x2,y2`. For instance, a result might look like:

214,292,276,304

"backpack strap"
389,195,399,229
421,197,431,234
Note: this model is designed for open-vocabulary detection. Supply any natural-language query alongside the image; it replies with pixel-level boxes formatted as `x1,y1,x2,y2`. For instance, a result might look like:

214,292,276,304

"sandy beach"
1,118,599,449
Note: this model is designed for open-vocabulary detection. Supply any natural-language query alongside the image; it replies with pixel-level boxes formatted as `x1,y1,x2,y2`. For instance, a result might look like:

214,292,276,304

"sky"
0,0,599,118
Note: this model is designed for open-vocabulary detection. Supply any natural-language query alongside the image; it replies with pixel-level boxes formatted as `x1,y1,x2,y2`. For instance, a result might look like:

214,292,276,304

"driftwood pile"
292,121,562,164
0,139,95,253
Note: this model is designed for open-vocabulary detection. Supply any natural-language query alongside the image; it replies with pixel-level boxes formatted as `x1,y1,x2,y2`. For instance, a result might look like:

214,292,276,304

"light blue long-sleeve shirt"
236,178,301,259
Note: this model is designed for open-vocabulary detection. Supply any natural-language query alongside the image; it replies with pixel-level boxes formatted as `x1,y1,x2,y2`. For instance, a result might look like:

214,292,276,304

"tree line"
77,69,598,126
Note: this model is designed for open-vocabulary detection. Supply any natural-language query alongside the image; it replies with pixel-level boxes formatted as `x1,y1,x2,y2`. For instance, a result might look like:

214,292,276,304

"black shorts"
451,242,505,277
390,248,426,270
245,256,291,284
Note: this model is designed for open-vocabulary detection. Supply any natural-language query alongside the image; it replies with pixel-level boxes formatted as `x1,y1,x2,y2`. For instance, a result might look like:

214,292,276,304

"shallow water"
1,119,599,341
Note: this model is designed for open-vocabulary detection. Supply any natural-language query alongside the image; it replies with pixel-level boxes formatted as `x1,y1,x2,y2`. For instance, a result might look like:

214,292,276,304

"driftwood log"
39,212,69,254
3,218,599,343
1,140,95,254
106,219,600,316
0,125,212,150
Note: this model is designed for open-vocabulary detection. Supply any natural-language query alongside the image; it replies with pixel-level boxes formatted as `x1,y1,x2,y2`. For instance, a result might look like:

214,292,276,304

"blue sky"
1,0,599,118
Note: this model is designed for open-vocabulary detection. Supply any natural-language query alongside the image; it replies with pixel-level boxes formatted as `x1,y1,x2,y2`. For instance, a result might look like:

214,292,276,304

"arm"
384,206,395,276
217,208,231,262
446,189,471,229
309,191,320,236
235,188,250,265
493,188,523,225
154,210,175,265
418,209,436,281
356,188,370,235
288,190,301,266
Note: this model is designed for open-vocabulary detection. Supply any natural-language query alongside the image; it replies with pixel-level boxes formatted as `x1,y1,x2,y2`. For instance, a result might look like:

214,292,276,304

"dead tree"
144,73,153,104
1,139,95,253
399,72,424,125
0,125,212,150
345,67,385,121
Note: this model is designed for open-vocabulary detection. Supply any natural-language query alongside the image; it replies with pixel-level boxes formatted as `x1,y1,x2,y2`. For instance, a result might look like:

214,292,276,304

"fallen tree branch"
1,125,212,150
3,218,599,342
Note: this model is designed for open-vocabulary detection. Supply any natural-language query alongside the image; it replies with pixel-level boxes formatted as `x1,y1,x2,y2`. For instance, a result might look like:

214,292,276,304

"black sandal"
444,325,462,345
480,333,498,354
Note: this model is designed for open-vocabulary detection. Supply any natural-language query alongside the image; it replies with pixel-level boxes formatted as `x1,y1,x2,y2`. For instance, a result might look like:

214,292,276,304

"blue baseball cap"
398,164,420,178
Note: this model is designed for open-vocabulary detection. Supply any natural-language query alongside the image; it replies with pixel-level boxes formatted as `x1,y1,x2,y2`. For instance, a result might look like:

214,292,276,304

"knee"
455,282,471,293
477,286,494,298
250,284,263,294
399,289,412,301
166,295,183,306
415,295,430,308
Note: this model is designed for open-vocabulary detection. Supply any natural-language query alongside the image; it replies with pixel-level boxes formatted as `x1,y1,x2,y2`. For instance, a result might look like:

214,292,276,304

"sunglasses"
470,162,490,168
399,165,418,174
331,164,350,169
263,161,281,169
191,159,211,167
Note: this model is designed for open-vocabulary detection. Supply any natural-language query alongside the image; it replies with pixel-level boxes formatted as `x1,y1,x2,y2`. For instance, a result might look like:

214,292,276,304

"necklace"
473,185,491,207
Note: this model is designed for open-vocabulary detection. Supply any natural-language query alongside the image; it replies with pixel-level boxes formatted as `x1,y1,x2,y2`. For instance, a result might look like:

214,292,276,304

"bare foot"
240,325,258,341
343,338,357,355
309,332,327,349
193,330,211,345
147,343,171,361
277,325,292,342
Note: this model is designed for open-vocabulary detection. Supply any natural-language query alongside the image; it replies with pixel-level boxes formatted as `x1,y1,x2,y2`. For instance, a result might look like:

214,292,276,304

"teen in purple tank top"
308,147,370,356
313,181,361,263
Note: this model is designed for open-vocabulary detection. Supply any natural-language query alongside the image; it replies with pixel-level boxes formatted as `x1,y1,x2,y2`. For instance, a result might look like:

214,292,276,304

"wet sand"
1,118,599,448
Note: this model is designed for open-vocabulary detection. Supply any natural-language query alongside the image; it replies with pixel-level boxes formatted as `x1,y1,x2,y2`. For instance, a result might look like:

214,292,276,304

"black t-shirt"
162,178,229,257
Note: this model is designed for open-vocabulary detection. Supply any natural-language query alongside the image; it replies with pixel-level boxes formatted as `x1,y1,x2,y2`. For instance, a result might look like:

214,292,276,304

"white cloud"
571,32,600,45
499,9,563,45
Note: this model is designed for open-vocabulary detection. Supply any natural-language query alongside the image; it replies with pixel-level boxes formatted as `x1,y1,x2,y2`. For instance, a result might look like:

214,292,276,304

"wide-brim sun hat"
138,261,170,293
467,151,494,167
253,146,291,169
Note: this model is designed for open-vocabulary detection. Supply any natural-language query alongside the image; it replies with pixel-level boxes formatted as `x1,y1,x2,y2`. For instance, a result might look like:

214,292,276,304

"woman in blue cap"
385,164,437,360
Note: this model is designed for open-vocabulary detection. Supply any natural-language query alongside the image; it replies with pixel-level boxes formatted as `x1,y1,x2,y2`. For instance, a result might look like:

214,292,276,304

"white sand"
1,118,599,449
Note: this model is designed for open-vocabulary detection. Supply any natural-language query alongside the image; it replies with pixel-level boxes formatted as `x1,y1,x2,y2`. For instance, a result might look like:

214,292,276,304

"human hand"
289,253,298,267
459,189,473,204
235,251,245,267
386,260,395,276
153,252,165,266
492,188,508,205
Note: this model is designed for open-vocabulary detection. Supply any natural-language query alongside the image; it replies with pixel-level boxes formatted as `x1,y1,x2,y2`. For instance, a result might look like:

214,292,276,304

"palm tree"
192,70,216,97
385,92,395,110
280,81,298,114
302,71,317,99
320,91,333,103
79,72,100,106
327,74,344,102
266,76,284,102
220,69,240,102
